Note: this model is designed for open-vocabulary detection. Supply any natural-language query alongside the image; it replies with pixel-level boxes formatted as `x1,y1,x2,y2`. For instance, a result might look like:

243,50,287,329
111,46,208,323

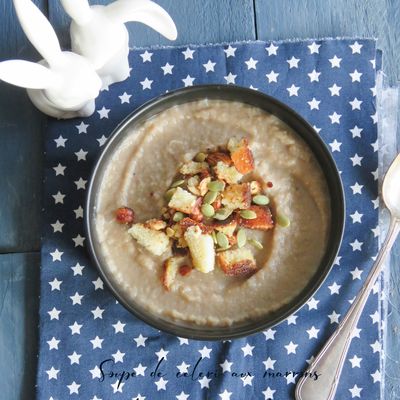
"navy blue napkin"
38,39,381,400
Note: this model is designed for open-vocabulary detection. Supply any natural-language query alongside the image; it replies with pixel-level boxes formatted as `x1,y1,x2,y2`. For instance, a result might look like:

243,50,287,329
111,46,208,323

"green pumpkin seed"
173,212,184,222
237,229,247,248
170,179,185,188
277,213,290,228
194,152,207,162
201,203,215,217
240,210,257,219
252,195,270,205
249,238,263,250
203,190,218,204
207,180,225,192
164,188,177,202
214,208,233,221
216,232,229,248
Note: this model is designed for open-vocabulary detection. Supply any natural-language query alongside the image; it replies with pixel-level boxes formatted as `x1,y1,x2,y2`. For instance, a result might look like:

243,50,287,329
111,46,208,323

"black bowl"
85,85,345,340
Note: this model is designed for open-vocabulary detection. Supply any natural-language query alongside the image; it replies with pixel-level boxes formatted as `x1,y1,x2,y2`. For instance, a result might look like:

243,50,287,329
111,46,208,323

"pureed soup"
94,99,331,326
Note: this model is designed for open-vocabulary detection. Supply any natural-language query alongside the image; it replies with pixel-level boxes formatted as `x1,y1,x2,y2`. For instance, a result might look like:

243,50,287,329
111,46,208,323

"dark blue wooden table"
1,1,399,398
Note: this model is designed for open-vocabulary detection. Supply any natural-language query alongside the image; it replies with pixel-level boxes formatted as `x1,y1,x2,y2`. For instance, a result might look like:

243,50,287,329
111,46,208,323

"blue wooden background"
0,1,399,398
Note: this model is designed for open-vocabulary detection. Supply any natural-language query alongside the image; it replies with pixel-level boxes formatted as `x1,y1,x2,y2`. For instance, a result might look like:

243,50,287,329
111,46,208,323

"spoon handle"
295,218,400,400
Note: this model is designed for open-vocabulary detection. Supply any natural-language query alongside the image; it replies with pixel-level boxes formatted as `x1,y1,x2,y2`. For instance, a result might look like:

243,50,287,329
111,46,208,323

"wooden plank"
0,0,47,252
0,252,40,400
48,0,255,48
254,0,400,85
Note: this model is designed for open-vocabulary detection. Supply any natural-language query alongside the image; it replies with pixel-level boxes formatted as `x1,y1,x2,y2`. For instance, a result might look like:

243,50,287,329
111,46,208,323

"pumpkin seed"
240,209,257,219
194,152,207,162
237,229,247,248
170,179,185,188
203,190,218,204
277,213,290,228
252,195,270,205
214,208,233,221
207,180,225,192
216,232,229,248
249,238,263,250
164,187,177,202
173,212,184,222
201,203,215,217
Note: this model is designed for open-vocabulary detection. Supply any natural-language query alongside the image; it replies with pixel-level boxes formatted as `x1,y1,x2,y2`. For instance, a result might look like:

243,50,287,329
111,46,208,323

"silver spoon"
295,153,400,400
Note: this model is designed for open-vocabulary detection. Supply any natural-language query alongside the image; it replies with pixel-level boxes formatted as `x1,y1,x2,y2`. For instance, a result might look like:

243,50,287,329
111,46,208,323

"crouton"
187,175,201,195
168,187,198,214
190,197,204,222
179,217,213,234
221,183,251,210
214,161,243,184
236,205,274,230
179,161,209,176
227,137,255,174
162,256,185,290
128,223,170,256
206,151,232,166
184,225,215,273
212,220,237,237
198,177,211,196
144,219,167,230
217,248,257,277
250,180,262,195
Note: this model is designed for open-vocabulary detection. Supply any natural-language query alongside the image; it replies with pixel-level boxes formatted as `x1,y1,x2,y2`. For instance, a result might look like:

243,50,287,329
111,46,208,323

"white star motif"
371,168,378,180
329,112,341,124
47,337,60,350
266,70,279,83
350,125,363,138
328,281,341,294
371,225,380,237
350,211,363,223
334,256,342,266
370,58,376,68
329,139,342,152
349,41,363,54
50,248,63,262
134,363,147,376
241,343,254,356
350,239,363,251
97,106,110,119
97,135,108,146
306,326,320,339
68,351,81,365
287,84,300,96
371,140,379,152
287,314,298,325
72,234,85,247
350,154,363,166
119,92,132,104
177,361,190,374
349,354,362,368
349,97,362,110
89,366,101,379
155,377,168,391
53,163,66,176
140,50,153,62
350,267,363,280
370,340,381,353
140,77,153,90
46,366,59,380
307,297,319,310
74,206,83,219
74,178,87,190
371,370,381,383
219,389,232,400
75,149,88,161
176,391,190,400
70,292,84,305
203,60,216,72
306,356,315,365
287,56,300,68
67,381,81,395
284,341,298,354
198,345,212,358
308,69,321,82
156,348,169,361
90,336,103,349
350,182,363,194
76,121,89,134
112,321,125,334
371,112,378,124
182,47,195,59
198,375,211,389
182,75,195,87
328,83,341,96
349,384,362,398
51,220,64,233
307,98,320,110
178,337,189,345
308,41,321,54
92,277,103,290
54,135,67,147
245,57,258,70
71,262,84,275
69,321,82,335
48,307,61,320
134,334,148,347
112,350,125,363
262,387,276,399
286,374,296,384
263,357,276,370
91,306,104,319
134,395,146,400
111,380,124,393
263,329,276,340
52,191,65,204
220,359,233,372
350,69,362,82
328,311,340,324
329,55,342,68
224,72,237,84
370,310,380,324
161,62,174,75
49,277,62,291
266,43,278,56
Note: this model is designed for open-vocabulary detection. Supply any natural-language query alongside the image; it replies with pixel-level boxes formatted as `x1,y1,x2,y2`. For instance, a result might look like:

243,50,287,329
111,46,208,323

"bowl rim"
85,84,345,340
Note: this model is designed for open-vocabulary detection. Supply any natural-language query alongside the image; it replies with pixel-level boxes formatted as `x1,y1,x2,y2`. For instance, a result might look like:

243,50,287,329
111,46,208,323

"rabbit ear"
0,60,56,89
13,0,62,67
60,0,93,26
106,0,177,41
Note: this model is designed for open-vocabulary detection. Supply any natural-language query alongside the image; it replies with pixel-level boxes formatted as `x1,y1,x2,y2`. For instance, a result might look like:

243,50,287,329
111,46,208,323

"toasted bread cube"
221,183,251,210
198,177,211,196
236,205,274,230
144,219,167,230
250,180,262,195
179,217,213,234
228,137,255,174
217,248,257,277
168,187,198,214
214,161,243,184
128,223,170,256
162,256,185,290
206,151,232,166
213,220,237,237
179,161,209,176
187,175,201,195
170,223,188,248
184,225,215,273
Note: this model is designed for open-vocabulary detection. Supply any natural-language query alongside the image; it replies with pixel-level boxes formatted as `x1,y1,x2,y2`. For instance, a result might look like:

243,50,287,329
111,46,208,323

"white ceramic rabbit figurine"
61,0,177,87
0,0,102,119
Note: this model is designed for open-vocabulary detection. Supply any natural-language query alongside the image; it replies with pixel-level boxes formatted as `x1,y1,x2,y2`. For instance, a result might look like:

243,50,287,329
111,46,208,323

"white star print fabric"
39,39,382,399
